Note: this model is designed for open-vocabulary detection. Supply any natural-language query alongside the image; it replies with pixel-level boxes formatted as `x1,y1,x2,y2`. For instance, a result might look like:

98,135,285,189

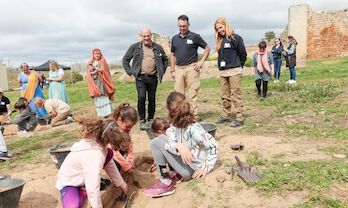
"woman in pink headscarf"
252,41,273,99
86,48,115,117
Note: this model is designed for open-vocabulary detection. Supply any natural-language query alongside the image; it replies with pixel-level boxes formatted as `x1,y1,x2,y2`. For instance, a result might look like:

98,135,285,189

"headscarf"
257,48,271,73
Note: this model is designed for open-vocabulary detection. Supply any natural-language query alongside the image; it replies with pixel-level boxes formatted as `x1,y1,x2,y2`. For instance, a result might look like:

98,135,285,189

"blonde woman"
214,17,247,127
18,63,47,117
47,60,69,103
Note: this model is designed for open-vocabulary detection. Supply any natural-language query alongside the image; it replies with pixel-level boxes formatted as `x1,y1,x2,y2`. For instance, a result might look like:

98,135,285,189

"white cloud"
0,0,346,66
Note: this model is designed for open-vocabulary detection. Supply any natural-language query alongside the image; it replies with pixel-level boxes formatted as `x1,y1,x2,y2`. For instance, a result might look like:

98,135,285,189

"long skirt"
93,96,112,117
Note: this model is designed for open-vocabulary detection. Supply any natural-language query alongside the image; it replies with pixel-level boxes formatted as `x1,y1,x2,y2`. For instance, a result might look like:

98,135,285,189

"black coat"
284,43,296,68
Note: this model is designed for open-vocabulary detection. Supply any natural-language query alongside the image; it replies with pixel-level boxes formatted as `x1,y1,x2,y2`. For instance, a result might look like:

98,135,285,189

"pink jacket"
56,139,126,208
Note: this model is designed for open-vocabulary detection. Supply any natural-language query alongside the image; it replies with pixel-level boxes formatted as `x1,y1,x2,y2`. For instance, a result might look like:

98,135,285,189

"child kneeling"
56,117,129,208
12,99,37,134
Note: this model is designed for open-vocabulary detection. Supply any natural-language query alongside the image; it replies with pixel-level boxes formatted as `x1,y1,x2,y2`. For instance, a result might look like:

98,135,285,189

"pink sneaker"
143,180,176,197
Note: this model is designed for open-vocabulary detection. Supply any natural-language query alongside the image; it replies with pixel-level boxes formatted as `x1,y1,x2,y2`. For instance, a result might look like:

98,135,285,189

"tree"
265,31,275,42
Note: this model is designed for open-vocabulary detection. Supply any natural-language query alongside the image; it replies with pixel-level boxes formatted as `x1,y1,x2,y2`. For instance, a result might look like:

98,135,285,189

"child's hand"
192,169,207,179
120,183,128,193
176,143,193,164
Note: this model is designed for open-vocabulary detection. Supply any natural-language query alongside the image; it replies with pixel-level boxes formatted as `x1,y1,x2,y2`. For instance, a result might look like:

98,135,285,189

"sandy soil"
2,122,346,208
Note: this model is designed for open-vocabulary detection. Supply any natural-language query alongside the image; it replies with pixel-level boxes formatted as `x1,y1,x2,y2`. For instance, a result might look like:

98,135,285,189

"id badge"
221,61,226,67
224,43,231,48
186,39,193,44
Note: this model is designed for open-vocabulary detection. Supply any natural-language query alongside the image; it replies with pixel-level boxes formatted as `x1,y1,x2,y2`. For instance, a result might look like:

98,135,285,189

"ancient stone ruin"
281,4,348,59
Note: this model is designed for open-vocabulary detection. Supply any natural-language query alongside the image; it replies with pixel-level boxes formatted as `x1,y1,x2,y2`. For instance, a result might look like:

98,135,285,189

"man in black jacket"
123,27,168,130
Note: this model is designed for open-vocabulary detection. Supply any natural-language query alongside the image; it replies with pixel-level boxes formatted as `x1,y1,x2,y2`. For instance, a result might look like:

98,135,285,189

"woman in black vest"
214,17,247,127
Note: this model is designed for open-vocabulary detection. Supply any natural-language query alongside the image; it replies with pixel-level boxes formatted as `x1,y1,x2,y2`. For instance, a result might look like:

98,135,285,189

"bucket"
0,175,26,208
48,143,73,169
200,123,217,137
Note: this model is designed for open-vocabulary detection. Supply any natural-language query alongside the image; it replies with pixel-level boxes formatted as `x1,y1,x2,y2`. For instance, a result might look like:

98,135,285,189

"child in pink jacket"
56,118,129,208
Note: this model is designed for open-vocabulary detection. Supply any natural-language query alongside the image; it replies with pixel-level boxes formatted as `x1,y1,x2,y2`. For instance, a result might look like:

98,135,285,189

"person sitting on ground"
34,97,73,127
12,99,37,134
151,117,183,181
0,88,11,117
143,98,219,198
56,118,129,208
252,41,273,99
111,103,138,173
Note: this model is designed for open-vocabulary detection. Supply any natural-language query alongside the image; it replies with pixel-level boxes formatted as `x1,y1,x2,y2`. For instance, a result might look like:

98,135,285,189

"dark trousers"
136,74,158,121
255,79,268,97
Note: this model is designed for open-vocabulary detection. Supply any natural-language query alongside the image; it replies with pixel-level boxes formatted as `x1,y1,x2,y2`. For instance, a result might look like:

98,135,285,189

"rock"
333,154,346,159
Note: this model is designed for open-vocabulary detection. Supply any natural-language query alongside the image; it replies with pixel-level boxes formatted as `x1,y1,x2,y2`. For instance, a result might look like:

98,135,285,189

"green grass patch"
318,145,348,155
1,131,79,170
251,160,348,193
185,179,205,197
247,151,268,166
292,194,348,208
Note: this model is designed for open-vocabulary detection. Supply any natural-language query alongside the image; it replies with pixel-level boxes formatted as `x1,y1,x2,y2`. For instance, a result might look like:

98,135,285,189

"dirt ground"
3,122,346,208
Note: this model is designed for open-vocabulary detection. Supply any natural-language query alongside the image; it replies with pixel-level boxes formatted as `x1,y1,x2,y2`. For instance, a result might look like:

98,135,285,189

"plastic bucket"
48,143,73,169
200,123,217,137
0,176,26,208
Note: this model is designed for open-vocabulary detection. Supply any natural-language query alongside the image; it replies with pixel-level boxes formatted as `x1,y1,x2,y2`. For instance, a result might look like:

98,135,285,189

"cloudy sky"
0,0,346,67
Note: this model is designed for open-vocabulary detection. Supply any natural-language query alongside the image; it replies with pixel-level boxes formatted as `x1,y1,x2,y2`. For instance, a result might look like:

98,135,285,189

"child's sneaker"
0,152,13,159
66,116,74,124
169,171,183,183
143,179,176,197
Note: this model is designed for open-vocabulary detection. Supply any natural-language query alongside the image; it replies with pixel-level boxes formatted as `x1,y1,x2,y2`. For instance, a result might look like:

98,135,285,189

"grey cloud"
0,0,346,66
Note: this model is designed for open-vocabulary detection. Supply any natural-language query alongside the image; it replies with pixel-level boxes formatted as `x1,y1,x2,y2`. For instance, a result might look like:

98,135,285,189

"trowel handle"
235,156,244,166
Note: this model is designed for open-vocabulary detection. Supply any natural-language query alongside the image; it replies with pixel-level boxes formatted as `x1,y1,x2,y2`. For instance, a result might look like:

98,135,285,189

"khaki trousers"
174,64,200,117
51,110,71,127
220,74,244,122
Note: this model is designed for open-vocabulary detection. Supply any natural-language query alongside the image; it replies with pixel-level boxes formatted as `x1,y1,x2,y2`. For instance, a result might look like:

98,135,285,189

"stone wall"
152,33,171,57
307,8,348,58
283,4,348,59
288,4,309,60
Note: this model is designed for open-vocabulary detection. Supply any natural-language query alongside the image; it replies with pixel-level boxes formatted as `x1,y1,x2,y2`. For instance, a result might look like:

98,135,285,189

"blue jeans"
289,67,296,80
273,58,282,80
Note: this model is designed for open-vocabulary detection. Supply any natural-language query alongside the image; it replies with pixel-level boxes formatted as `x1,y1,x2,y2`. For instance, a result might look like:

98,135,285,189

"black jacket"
217,34,247,70
122,42,168,82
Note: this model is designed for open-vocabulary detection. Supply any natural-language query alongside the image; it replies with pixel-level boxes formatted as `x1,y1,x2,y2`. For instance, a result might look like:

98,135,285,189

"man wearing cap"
0,88,11,117
123,27,168,130
170,15,211,119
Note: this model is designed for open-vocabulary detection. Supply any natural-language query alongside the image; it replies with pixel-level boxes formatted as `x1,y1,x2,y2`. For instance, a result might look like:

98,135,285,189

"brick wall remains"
307,9,348,58
283,4,348,59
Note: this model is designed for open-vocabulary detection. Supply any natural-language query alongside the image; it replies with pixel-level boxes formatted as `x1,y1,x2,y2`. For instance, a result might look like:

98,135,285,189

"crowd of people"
0,14,298,206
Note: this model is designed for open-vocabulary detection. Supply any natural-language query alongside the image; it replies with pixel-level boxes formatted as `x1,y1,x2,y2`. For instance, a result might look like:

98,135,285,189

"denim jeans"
289,67,296,80
273,58,282,80
136,74,158,121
